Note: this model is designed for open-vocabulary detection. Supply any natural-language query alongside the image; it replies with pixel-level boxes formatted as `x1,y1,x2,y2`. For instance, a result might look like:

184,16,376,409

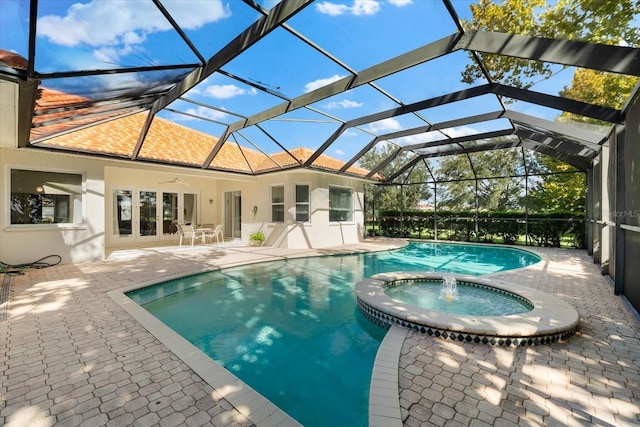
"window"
295,184,310,222
329,186,352,222
271,185,284,222
113,189,132,235
10,169,83,225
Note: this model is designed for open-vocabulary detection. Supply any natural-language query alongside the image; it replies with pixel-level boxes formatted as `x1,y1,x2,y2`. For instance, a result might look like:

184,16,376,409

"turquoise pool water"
127,242,540,426
383,279,534,316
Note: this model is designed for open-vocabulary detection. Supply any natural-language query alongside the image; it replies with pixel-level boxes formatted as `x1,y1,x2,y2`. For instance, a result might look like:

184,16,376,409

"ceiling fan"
158,176,189,185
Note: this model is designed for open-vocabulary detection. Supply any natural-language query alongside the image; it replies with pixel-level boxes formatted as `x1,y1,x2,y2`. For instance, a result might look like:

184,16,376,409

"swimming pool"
126,242,540,426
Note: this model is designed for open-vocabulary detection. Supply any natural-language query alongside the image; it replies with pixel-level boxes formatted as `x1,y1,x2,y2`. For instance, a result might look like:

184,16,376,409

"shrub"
370,209,584,248
249,230,265,243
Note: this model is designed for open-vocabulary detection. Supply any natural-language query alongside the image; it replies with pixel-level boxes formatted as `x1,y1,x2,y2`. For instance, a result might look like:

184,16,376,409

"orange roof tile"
33,87,376,178
30,87,138,141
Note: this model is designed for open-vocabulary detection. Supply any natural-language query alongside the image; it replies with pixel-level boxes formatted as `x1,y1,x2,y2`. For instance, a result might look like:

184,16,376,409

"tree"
436,145,525,211
461,0,639,212
528,155,586,212
358,142,431,211
559,68,639,125
462,0,640,90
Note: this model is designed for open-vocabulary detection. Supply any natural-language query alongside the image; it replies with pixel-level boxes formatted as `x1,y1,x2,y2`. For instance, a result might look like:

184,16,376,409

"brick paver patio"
399,247,640,427
1,242,638,426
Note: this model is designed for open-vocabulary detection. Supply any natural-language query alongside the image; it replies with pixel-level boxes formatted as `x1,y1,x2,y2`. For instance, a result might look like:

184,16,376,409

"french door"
113,189,197,243
224,190,241,239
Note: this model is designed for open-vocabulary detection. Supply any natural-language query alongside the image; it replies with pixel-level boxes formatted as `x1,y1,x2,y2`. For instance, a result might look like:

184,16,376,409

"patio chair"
204,224,224,244
177,224,205,246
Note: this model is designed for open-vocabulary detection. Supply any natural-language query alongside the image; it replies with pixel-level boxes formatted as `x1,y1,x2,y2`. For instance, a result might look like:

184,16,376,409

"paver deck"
0,241,638,426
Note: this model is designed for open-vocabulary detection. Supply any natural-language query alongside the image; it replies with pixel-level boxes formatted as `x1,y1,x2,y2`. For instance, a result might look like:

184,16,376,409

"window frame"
329,185,353,223
8,166,86,228
271,184,285,223
294,183,311,223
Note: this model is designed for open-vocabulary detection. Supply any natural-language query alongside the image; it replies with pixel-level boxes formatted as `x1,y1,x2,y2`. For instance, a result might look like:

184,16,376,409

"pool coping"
369,324,406,427
355,271,580,346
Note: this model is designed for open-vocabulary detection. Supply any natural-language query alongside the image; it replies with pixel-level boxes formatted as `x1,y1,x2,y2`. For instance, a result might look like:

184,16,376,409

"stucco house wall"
1,146,367,266
1,147,106,265
1,79,368,266
226,171,365,249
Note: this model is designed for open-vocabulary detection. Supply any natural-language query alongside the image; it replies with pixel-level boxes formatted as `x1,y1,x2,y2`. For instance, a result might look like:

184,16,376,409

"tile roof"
32,87,376,178
31,88,142,141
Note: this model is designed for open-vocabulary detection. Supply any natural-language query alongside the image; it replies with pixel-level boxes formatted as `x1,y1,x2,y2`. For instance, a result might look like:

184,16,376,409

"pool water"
383,279,533,316
127,242,540,427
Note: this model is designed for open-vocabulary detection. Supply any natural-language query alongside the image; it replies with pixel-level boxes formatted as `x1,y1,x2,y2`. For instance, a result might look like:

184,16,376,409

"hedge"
367,210,586,248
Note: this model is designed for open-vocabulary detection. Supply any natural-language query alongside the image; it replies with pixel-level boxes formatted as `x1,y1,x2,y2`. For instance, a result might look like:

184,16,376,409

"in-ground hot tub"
355,271,579,346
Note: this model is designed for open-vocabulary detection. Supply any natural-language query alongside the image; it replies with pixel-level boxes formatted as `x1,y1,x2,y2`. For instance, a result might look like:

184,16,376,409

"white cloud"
203,84,257,99
352,0,381,15
392,125,489,147
316,1,381,16
392,126,485,146
176,105,230,122
366,117,402,132
122,31,146,45
394,133,442,146
93,47,119,65
304,74,344,92
93,44,138,65
37,0,231,47
316,2,351,15
388,0,412,6
316,0,410,16
335,149,346,156
325,99,363,109
441,126,481,138
92,72,149,91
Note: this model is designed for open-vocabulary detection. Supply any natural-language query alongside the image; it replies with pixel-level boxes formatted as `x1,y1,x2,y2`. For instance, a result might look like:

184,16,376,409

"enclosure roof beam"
152,0,313,113
455,30,640,76
385,155,426,182
514,128,598,158
310,85,495,168
492,84,623,124
503,110,607,147
388,139,522,176
371,129,514,180
339,137,379,173
365,146,404,179
230,33,462,134
314,78,616,176
402,129,513,152
520,139,590,170
378,110,505,142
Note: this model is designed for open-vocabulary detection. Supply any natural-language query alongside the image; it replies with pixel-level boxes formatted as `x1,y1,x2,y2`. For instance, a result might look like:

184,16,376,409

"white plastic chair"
204,224,224,244
177,224,205,246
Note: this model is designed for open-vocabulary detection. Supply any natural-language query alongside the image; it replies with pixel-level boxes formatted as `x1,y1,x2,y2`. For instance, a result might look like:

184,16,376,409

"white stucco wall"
0,80,17,149
1,79,368,263
1,147,106,265
102,166,239,248
0,146,248,264
221,170,365,249
1,145,367,264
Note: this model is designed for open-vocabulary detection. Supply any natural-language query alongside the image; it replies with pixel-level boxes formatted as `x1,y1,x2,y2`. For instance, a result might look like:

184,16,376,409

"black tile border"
355,272,580,347
356,298,577,346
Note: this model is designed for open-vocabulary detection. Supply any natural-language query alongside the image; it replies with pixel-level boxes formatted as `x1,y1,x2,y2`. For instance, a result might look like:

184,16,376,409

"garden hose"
0,255,62,275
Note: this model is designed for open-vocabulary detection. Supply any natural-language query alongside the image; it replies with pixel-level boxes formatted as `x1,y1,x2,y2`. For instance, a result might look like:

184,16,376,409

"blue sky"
0,0,588,162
